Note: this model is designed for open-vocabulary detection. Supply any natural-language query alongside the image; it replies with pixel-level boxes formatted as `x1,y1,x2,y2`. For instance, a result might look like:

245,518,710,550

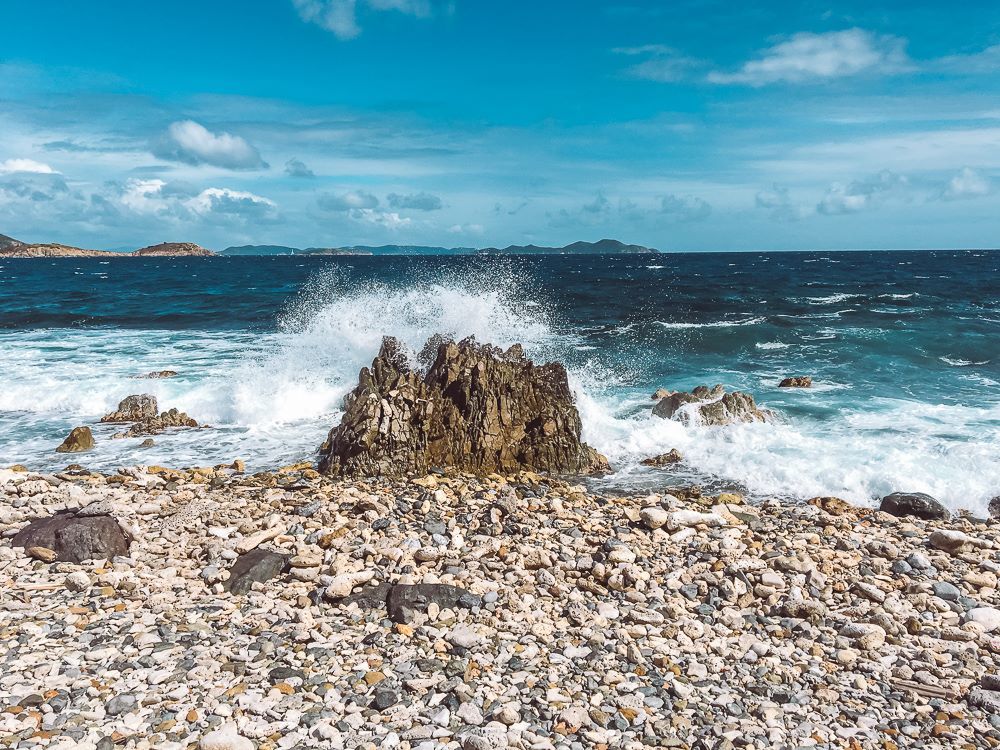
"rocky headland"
0,235,216,258
3,339,999,750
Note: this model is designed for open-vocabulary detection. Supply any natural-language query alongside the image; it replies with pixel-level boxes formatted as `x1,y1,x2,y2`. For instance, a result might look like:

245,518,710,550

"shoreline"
3,463,1000,748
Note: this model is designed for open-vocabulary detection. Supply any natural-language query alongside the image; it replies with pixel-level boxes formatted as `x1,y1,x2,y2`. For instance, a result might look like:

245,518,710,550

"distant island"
0,234,659,258
0,234,215,258
219,239,658,256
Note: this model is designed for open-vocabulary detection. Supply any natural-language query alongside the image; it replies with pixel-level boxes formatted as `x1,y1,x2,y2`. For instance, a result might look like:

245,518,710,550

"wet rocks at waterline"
651,384,769,426
319,335,609,477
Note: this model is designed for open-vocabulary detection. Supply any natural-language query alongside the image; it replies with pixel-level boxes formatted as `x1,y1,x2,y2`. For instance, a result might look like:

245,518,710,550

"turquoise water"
1,250,997,511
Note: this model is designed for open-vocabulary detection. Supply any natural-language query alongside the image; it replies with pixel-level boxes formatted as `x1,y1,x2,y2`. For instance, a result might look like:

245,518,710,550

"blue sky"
2,0,1000,250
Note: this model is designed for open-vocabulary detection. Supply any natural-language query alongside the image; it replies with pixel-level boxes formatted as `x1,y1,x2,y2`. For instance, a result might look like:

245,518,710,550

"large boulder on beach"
879,492,950,521
318,336,609,477
12,511,130,563
652,385,767,426
101,394,158,423
55,426,94,453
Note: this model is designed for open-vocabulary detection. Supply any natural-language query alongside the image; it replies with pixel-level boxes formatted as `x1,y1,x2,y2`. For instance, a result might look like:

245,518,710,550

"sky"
2,0,1000,251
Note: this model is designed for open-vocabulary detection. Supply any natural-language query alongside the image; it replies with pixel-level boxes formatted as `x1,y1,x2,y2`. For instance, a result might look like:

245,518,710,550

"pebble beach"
4,463,1000,750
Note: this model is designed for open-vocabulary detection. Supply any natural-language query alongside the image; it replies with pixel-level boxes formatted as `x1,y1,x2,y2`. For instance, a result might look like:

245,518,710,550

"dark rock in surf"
879,492,950,521
318,336,609,477
652,385,767,426
101,394,159,423
224,549,291,595
641,449,683,467
56,426,94,453
12,512,130,563
134,370,178,379
779,376,812,388
111,408,199,439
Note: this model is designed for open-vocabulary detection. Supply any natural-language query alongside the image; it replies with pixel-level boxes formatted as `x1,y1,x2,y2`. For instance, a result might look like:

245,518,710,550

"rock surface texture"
778,376,813,388
11,511,130,563
101,394,159,423
880,491,951,521
652,385,768,426
319,336,608,477
55,426,94,453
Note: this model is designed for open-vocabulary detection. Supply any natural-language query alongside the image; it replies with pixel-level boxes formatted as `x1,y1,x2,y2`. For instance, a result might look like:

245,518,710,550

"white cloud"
659,193,711,221
387,191,442,210
285,158,315,178
941,167,991,200
447,222,484,234
317,189,380,211
0,158,57,174
614,45,701,83
153,120,267,170
818,170,908,215
935,45,1000,75
352,208,410,228
755,185,808,221
116,178,278,221
293,0,436,40
708,29,910,86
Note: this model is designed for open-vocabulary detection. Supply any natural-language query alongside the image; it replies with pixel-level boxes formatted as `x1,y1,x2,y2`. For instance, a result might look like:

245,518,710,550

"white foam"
656,316,766,329
756,341,790,350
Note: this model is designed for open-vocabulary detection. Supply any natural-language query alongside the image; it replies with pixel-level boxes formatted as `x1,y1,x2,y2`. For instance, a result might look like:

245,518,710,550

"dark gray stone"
879,492,950,521
12,512,130,563
387,583,472,624
223,549,291,595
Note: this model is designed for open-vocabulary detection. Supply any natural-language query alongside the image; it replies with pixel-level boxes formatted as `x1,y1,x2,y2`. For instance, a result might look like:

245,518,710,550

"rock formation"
134,370,178,379
132,242,215,257
880,492,950,521
779,376,812,388
55,426,94,453
319,336,609,477
652,385,767,426
641,449,683,467
101,394,159,423
12,511,130,563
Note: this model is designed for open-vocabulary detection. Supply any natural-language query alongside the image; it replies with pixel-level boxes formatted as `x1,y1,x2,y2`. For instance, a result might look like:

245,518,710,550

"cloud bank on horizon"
1,0,999,251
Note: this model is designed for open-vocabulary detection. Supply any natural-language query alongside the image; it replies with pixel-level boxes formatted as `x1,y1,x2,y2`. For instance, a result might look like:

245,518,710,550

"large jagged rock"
111,408,199,439
101,394,159,423
319,336,608,477
12,511,130,563
652,385,767,426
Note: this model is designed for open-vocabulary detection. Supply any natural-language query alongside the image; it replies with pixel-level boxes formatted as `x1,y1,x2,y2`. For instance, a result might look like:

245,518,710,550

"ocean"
1,250,997,513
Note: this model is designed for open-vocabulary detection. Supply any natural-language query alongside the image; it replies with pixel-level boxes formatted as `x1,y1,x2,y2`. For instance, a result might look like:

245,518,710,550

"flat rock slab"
224,549,291,595
12,512,130,563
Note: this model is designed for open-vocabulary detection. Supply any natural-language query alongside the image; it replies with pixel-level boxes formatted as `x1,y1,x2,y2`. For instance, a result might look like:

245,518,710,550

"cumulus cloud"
818,170,908,215
114,178,279,223
941,167,991,200
351,208,411,228
386,191,442,210
293,0,437,40
284,158,315,178
317,190,380,211
659,193,711,221
153,120,268,170
0,158,58,174
614,45,702,83
755,185,809,221
708,29,910,86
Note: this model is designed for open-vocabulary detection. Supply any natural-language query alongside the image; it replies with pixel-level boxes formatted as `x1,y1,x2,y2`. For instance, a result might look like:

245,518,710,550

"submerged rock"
652,385,767,426
879,492,950,521
319,336,608,477
134,370,178,379
778,376,812,388
12,511,130,563
55,426,94,453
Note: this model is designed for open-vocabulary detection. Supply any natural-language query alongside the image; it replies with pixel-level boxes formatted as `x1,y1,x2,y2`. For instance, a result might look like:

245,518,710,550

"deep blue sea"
1,250,998,512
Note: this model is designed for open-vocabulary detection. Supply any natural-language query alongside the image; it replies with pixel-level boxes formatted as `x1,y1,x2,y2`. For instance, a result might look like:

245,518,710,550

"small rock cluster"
651,386,768,426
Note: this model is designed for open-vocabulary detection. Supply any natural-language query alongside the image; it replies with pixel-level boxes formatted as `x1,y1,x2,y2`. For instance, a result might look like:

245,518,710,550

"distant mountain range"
219,239,658,256
0,233,659,258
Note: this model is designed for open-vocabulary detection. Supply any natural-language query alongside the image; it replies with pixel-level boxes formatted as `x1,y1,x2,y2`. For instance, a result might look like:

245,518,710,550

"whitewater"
0,250,997,513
